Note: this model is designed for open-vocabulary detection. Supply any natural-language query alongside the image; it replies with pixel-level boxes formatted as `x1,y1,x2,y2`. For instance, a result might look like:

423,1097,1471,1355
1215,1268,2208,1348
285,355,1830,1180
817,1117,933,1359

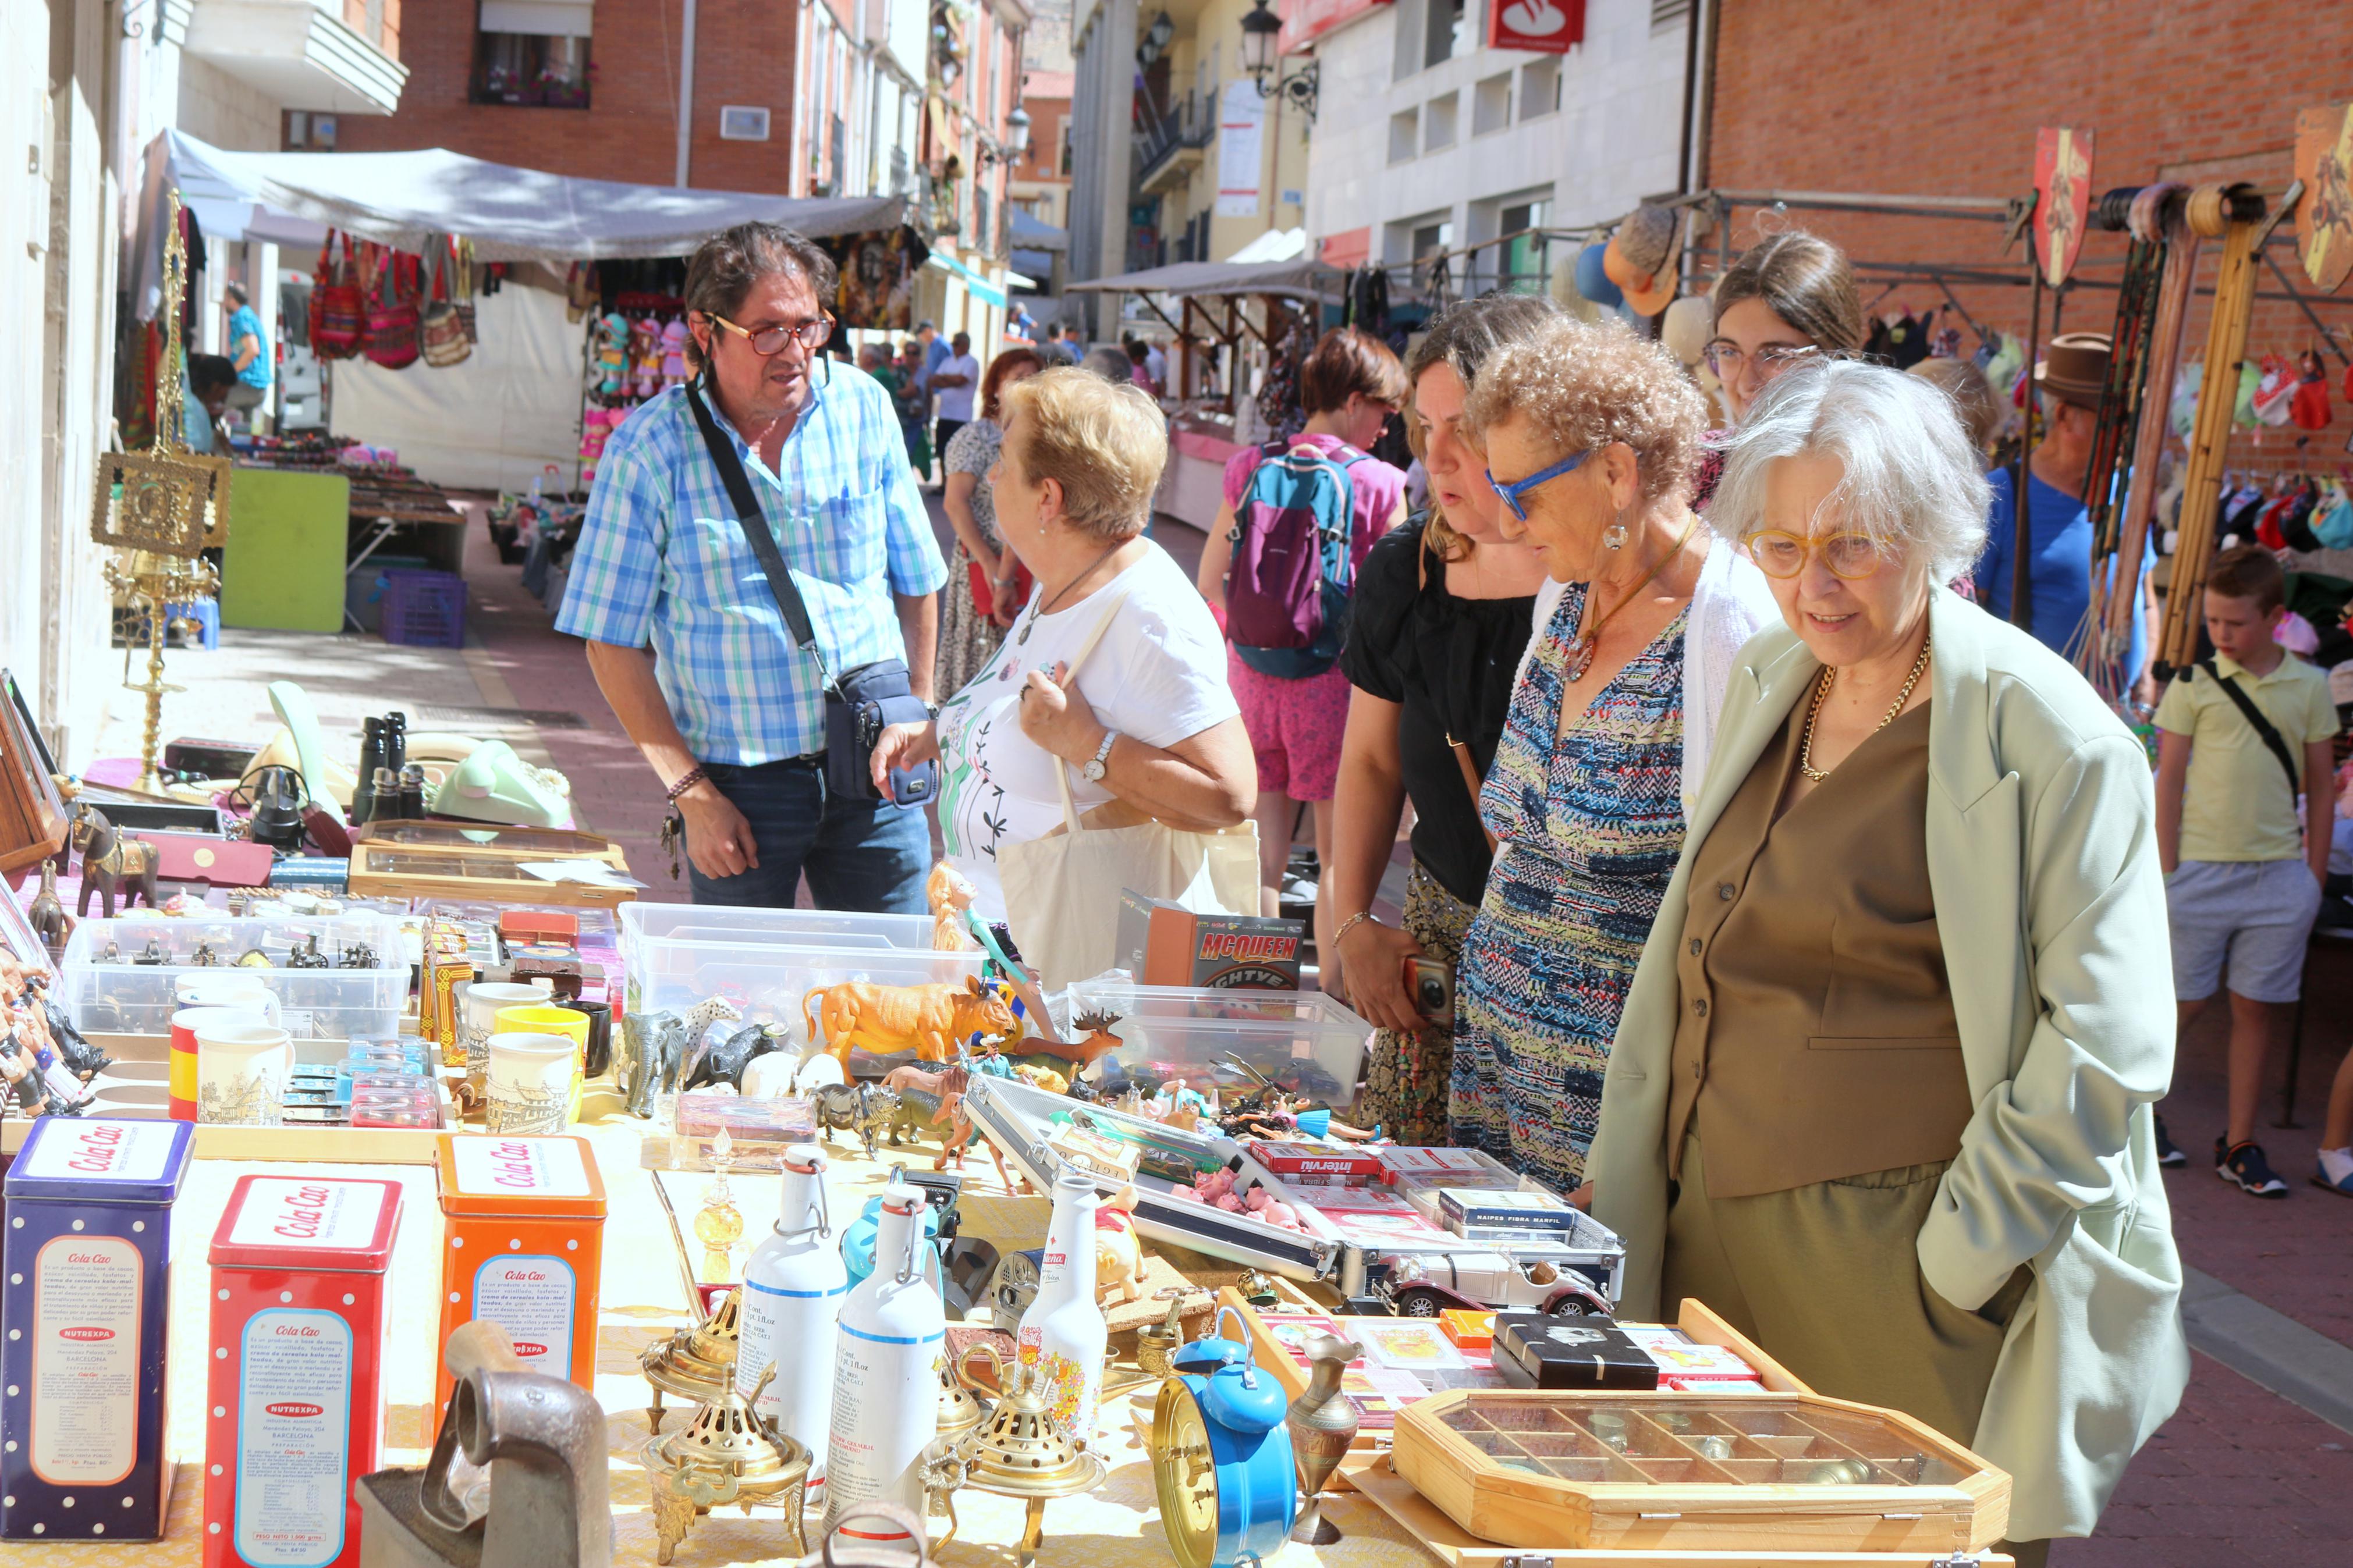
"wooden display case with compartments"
1392,1385,2008,1556
346,835,636,909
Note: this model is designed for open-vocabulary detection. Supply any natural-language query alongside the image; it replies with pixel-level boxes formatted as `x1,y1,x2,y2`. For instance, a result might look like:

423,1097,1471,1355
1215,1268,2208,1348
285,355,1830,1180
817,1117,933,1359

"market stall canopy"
154,129,909,265
1009,208,1069,254
1066,255,1342,301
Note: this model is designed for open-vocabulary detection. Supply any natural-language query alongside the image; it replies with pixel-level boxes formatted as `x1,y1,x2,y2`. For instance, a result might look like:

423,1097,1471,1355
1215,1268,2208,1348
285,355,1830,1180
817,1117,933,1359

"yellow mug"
495,1003,590,1123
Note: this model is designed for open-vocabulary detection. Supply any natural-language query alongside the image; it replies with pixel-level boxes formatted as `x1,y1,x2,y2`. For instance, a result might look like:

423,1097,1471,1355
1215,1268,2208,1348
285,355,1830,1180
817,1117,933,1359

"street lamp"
1005,104,1032,158
1240,0,1318,120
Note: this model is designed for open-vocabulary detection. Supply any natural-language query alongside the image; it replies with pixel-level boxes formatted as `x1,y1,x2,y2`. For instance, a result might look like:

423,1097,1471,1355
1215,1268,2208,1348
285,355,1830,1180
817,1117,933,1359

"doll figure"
661,318,690,385
630,317,662,399
595,312,630,396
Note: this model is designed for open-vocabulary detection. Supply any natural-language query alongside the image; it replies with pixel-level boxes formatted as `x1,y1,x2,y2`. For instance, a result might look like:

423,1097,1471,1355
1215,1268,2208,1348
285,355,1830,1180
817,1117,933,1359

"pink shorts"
1228,650,1351,801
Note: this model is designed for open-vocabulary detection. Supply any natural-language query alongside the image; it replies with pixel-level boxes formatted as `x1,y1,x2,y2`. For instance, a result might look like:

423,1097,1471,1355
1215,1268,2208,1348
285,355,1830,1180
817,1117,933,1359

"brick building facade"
1702,0,2353,474
336,0,801,191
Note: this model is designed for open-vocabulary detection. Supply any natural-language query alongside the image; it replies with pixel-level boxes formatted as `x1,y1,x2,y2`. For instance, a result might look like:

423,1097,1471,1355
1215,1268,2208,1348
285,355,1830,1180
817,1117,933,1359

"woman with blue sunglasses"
1445,314,1777,1193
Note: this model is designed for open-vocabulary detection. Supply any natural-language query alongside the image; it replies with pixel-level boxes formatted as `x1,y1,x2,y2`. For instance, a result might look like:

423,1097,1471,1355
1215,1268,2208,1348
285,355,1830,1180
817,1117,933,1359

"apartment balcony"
1136,109,1213,197
183,0,409,117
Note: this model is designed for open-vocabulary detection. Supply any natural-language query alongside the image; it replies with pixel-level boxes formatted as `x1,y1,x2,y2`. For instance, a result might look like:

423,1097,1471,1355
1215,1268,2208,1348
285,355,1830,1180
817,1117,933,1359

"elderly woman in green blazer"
1587,360,2186,1562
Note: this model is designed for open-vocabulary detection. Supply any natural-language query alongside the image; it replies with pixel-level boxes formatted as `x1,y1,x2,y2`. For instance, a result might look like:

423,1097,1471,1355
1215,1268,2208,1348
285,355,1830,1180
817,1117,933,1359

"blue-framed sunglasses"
1487,450,1592,522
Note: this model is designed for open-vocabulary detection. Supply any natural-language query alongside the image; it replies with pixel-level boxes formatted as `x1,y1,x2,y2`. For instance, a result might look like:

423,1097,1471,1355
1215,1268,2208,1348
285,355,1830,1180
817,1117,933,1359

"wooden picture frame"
0,669,69,876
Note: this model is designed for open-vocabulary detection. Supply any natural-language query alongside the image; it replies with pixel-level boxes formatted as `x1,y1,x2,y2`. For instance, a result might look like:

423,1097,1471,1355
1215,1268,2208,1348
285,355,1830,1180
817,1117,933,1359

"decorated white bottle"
736,1143,849,1499
1016,1164,1109,1446
820,1183,943,1544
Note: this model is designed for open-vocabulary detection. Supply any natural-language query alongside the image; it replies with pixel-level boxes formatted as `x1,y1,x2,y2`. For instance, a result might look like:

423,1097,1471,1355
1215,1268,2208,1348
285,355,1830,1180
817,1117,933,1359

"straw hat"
1603,204,1681,317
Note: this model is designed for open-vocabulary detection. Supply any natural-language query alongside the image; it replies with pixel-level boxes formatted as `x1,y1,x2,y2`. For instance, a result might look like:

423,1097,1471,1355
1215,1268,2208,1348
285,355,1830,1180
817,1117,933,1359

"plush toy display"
595,312,629,395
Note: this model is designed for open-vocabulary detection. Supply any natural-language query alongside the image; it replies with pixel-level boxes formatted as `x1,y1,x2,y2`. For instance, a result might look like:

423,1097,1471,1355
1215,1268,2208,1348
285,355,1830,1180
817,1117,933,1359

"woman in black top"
1331,294,1558,1143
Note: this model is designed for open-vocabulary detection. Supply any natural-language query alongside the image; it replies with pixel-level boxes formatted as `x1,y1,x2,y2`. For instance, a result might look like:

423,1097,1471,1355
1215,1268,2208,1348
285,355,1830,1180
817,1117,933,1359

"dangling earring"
1602,522,1629,551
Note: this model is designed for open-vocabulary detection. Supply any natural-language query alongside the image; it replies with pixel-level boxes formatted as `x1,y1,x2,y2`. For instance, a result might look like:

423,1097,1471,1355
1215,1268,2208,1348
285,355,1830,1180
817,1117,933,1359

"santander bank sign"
1488,0,1585,55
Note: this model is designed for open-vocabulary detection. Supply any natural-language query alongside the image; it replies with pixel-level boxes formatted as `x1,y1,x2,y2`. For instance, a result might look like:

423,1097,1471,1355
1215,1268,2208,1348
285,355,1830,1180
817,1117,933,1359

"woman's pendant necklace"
1563,515,1698,682
1015,540,1124,645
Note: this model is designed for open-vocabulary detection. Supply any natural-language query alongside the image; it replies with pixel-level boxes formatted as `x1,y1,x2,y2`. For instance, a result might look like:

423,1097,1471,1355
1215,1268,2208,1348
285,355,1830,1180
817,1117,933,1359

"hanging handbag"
996,594,1261,991
682,374,938,808
308,232,364,360
364,246,421,370
419,239,473,368
453,237,480,344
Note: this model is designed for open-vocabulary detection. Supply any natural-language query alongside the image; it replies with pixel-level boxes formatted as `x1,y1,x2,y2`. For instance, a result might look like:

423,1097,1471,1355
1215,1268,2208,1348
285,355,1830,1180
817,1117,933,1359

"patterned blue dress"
1449,583,1690,1191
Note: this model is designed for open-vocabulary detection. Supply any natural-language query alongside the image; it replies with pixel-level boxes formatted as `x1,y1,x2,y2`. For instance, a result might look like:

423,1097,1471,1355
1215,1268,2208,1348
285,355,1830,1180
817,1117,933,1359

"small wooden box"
1393,1386,2008,1555
347,838,636,909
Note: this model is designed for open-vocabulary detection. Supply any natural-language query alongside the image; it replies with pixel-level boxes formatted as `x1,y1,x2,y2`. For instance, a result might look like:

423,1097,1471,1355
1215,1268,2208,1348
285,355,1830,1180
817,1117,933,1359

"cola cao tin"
1,1117,195,1542
431,1133,606,1425
204,1175,404,1568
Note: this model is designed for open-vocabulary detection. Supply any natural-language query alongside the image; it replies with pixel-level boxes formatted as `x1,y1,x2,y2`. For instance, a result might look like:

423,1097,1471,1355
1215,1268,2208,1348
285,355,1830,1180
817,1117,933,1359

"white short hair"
1708,358,1990,585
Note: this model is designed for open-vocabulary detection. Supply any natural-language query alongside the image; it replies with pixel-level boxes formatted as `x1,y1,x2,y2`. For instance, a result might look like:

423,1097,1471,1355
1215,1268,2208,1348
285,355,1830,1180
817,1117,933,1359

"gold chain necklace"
1797,624,1933,783
1564,514,1700,683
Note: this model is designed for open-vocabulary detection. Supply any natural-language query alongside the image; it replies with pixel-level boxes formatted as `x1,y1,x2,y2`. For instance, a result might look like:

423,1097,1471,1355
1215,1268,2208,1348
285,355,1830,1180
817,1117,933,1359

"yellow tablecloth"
29,1109,1431,1567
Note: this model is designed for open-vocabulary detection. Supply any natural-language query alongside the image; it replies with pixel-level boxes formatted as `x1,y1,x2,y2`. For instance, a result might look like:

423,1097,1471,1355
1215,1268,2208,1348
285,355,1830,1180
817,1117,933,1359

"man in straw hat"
1974,331,2157,688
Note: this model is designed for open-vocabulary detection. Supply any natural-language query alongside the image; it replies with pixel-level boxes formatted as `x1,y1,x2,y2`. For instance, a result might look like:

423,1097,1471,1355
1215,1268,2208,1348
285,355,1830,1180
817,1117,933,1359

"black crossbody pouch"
685,375,936,806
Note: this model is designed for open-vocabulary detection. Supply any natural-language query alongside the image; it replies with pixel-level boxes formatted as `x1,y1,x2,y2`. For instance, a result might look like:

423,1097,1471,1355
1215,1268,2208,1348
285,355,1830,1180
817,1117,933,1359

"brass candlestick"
641,1356,812,1565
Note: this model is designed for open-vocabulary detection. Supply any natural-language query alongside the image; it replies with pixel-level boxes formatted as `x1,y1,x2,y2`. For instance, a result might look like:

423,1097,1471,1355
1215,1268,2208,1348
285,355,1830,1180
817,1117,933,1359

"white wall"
1305,0,1687,273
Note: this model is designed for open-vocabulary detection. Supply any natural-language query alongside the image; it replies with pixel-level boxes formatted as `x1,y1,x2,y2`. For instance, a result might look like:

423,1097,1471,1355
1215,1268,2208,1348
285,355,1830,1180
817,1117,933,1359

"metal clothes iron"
354,1322,611,1568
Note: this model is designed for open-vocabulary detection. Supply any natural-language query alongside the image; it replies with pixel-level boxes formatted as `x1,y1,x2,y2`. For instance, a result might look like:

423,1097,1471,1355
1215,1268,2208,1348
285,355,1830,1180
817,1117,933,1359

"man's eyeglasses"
1744,529,1888,580
704,311,834,356
1486,449,1592,523
1701,340,1820,380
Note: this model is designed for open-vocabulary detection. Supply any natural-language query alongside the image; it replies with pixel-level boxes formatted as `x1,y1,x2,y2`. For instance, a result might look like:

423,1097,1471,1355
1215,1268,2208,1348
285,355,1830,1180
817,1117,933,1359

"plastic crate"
1064,975,1374,1107
380,567,467,648
60,912,410,1040
619,902,979,1043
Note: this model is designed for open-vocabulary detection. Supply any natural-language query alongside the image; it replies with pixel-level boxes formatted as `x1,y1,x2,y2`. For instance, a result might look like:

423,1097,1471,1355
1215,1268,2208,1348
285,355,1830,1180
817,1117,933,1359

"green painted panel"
219,468,349,632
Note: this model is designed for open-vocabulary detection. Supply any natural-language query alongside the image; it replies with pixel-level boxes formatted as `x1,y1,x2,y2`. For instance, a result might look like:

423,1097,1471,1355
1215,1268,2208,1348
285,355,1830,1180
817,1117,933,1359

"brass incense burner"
1136,1285,1208,1378
926,1343,1106,1568
640,1356,811,1565
937,1350,989,1445
639,1284,742,1435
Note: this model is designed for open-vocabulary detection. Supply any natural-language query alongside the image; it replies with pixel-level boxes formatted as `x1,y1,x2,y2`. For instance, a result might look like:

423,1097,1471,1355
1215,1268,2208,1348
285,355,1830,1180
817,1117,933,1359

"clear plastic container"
627,936,984,1042
1064,975,1374,1105
61,912,410,1040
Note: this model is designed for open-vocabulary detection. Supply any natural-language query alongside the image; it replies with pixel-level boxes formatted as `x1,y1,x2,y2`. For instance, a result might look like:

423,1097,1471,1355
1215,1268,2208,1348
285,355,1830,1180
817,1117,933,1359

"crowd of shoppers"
556,214,2353,1559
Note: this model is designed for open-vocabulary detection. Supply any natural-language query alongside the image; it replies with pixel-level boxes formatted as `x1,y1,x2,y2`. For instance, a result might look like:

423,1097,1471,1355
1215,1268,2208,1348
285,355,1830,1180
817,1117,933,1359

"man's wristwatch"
1083,728,1120,783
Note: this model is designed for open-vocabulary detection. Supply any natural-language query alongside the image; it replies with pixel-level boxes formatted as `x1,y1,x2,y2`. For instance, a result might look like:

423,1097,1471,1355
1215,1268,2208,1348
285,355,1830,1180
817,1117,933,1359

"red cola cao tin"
2,1117,196,1541
204,1174,404,1568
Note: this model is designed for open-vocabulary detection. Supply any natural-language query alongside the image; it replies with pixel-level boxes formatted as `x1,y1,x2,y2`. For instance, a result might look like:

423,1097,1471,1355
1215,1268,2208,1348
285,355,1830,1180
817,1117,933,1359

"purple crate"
380,567,467,648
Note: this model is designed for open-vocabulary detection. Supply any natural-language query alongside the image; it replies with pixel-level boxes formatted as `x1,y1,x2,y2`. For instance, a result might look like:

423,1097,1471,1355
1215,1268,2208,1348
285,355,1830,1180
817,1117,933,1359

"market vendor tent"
134,131,913,490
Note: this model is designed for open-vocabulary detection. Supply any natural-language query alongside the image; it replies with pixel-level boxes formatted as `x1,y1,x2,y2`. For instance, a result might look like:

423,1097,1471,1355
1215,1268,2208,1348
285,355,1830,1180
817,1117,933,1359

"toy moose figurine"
70,806,159,918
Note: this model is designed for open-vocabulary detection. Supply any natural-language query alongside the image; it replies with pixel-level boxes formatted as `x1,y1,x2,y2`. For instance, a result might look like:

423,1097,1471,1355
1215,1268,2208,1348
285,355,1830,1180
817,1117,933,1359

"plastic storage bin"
381,567,467,648
61,912,410,1041
1064,975,1374,1105
620,904,981,1044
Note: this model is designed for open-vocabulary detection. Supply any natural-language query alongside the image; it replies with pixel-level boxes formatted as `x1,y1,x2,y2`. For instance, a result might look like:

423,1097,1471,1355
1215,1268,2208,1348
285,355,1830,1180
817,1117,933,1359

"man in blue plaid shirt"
557,223,948,912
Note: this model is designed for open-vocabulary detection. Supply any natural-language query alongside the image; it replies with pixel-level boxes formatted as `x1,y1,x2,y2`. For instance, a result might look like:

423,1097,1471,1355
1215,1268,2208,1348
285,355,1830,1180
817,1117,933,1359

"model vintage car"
1368,1249,1613,1319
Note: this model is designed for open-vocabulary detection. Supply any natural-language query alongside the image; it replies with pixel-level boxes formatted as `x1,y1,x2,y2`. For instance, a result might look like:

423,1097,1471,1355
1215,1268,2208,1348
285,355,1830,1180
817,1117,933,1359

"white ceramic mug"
178,973,281,1027
460,981,553,1089
484,1032,575,1135
194,1021,293,1126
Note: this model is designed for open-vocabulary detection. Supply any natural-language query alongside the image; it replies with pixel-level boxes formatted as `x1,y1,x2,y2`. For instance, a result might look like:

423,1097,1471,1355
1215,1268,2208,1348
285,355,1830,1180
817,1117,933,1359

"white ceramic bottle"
820,1183,943,1544
736,1143,850,1500
1016,1164,1109,1446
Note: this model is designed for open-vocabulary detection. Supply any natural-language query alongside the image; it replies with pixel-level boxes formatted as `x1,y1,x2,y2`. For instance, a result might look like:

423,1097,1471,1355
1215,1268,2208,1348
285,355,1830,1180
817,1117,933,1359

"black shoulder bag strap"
2192,656,2301,797
683,373,838,696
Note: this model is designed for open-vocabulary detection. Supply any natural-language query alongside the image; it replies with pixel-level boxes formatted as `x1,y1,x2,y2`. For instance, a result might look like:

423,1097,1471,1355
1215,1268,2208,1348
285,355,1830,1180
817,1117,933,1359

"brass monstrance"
92,189,229,792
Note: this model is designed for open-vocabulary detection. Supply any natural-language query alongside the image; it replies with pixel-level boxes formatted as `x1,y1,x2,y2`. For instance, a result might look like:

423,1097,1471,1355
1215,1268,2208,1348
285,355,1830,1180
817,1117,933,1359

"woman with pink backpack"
1195,328,1410,979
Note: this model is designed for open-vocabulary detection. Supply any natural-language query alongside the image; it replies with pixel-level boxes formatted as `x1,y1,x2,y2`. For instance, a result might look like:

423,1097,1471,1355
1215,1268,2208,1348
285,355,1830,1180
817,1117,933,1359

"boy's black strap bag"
684,375,935,807
2188,657,2301,798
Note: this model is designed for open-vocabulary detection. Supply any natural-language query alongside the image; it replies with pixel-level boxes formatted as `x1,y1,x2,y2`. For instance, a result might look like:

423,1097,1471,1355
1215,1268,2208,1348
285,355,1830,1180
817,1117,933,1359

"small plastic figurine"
189,941,221,968
1094,1186,1144,1305
802,976,1019,1071
288,934,331,969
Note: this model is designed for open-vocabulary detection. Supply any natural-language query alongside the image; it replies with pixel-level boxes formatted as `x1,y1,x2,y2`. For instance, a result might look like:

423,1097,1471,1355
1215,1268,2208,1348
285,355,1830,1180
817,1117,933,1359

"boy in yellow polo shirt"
2155,545,2340,1198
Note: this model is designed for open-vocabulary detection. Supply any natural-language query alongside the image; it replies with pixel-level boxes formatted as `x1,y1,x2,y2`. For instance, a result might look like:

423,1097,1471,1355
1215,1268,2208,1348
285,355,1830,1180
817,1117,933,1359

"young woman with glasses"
1691,231,1866,509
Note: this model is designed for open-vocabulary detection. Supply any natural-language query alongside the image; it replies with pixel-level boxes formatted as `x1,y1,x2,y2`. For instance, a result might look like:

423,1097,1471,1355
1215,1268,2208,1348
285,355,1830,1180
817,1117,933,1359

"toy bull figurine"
802,975,1018,1071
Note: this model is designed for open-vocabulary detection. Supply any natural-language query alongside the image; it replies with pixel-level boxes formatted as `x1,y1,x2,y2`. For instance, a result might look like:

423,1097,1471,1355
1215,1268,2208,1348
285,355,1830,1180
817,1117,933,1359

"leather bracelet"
665,765,710,803
1331,911,1380,949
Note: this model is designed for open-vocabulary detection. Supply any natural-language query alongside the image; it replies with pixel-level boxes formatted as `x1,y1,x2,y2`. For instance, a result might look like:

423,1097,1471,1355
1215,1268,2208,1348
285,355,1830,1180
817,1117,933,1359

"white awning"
1064,255,1341,301
152,127,909,267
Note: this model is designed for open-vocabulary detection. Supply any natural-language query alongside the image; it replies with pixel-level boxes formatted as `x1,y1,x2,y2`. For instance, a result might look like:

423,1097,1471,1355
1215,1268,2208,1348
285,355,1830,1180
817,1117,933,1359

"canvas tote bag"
998,593,1260,991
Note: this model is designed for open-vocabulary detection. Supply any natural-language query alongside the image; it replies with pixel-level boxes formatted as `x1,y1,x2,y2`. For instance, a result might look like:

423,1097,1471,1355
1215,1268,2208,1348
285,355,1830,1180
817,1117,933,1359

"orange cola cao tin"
431,1133,607,1423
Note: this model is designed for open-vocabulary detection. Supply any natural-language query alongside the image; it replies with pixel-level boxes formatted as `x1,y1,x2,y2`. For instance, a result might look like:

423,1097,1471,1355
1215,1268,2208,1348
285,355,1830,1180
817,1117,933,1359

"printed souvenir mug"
484,1031,577,1135
194,1021,293,1126
169,1003,268,1121
496,1002,590,1123
460,980,552,1093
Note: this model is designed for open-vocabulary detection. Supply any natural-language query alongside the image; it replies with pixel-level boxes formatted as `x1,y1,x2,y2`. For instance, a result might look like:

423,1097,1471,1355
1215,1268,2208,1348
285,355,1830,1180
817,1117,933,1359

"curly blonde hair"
1463,315,1706,505
1000,367,1168,542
